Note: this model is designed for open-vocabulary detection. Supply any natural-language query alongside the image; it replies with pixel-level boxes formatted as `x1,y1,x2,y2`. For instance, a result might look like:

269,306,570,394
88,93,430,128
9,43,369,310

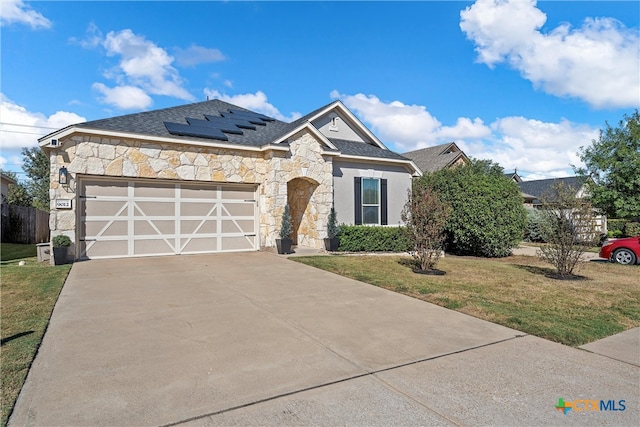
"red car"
599,236,640,265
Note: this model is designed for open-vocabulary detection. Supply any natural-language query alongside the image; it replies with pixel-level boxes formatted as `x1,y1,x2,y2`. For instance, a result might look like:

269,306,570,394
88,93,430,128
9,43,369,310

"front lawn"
0,244,71,426
293,255,639,347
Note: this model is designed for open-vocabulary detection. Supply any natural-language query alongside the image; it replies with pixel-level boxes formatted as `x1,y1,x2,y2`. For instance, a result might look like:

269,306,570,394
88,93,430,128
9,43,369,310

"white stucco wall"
332,160,412,226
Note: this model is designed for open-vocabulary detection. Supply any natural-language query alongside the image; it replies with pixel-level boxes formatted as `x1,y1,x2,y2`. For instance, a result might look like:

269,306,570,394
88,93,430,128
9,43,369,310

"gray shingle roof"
75,99,295,147
403,143,467,173
65,100,411,167
517,176,587,204
328,138,410,161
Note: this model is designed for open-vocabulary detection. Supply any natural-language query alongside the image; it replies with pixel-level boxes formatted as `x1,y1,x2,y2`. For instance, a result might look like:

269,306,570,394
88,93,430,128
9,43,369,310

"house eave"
338,154,422,177
38,126,290,153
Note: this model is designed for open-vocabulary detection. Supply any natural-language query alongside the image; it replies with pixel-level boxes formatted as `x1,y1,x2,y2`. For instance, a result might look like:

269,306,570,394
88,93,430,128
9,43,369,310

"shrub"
418,160,527,257
537,183,598,277
608,230,624,238
524,206,545,242
607,219,626,235
625,222,640,236
279,204,292,240
337,226,409,252
326,208,340,239
401,184,451,271
52,235,72,247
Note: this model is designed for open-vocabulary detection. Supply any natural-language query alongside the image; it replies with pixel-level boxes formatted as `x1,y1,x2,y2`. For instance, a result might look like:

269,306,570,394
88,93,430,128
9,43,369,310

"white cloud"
92,83,153,110
204,90,302,122
76,26,197,109
331,90,491,151
102,29,195,101
332,90,598,178
470,116,598,177
0,94,85,171
0,0,51,29
174,44,226,67
460,0,640,108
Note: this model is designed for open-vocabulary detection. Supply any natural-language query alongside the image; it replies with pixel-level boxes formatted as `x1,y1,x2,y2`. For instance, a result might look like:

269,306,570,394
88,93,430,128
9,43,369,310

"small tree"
537,183,598,278
326,207,340,239
401,184,451,272
523,206,545,242
279,204,292,240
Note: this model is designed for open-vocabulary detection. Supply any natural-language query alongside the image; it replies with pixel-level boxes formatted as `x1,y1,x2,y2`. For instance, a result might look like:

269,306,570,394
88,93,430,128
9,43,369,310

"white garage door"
78,178,257,259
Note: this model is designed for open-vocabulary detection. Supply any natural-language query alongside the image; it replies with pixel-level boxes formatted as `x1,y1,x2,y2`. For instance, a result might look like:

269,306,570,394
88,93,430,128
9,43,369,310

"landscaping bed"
293,254,639,347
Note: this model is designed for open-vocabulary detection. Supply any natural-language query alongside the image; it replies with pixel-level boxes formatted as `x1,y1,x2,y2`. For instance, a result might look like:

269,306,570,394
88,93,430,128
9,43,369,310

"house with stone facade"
40,99,420,261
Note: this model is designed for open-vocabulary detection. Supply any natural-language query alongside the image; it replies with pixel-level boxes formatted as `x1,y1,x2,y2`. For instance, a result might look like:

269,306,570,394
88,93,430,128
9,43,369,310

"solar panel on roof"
204,115,257,130
220,112,268,126
186,118,244,135
164,108,275,142
227,109,275,121
164,122,228,141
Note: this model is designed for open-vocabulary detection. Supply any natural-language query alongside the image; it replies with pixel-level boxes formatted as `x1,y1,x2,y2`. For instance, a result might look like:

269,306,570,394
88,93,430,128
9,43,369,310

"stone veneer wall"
48,130,334,257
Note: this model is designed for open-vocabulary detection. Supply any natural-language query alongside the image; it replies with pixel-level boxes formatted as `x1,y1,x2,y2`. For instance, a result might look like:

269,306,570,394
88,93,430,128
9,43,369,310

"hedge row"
607,219,640,237
336,225,410,252
625,222,640,237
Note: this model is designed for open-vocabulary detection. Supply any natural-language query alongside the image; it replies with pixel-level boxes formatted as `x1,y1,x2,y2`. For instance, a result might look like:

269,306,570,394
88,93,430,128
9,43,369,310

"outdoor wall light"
59,167,68,185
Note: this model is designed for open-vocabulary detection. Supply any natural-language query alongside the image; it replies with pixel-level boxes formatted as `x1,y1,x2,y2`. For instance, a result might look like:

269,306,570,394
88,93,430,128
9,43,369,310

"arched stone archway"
287,177,319,247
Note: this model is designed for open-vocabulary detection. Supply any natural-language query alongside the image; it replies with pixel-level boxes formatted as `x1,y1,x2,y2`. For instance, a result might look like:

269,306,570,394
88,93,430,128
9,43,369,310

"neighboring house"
403,142,469,174
518,176,606,234
504,170,536,203
517,176,588,207
40,99,420,260
504,170,523,183
1,172,17,202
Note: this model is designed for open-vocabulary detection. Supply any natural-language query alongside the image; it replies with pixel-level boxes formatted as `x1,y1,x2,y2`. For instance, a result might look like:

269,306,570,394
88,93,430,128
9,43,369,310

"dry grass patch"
293,254,639,347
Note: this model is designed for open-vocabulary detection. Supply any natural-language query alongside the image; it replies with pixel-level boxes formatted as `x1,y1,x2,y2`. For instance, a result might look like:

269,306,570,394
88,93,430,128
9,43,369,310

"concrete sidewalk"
580,328,640,367
9,253,639,426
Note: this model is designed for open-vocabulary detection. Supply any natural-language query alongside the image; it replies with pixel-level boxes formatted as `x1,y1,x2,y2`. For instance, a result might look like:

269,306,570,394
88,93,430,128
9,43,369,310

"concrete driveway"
9,252,639,426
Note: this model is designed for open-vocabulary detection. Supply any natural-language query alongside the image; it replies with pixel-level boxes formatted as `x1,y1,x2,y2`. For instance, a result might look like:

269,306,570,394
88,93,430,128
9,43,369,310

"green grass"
293,255,639,347
0,243,37,262
0,244,71,426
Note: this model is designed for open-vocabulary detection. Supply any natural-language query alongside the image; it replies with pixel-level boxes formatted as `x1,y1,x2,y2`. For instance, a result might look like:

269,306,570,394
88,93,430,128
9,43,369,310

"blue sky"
1,0,638,180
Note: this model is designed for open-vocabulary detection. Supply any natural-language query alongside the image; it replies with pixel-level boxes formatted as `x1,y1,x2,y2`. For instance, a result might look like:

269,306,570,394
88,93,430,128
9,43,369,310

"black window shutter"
381,179,388,225
354,177,362,225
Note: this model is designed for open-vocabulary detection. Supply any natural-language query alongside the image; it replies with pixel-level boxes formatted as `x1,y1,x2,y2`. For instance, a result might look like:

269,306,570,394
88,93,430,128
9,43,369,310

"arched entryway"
287,177,319,247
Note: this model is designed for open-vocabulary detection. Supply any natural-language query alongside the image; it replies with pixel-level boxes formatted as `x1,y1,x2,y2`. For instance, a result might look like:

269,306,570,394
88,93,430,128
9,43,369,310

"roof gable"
403,142,470,173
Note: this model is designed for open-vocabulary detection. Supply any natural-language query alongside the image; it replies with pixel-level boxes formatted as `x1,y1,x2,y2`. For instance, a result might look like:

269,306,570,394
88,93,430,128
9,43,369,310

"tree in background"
575,110,640,220
418,159,526,258
21,147,50,212
537,182,599,278
401,183,451,272
1,170,32,207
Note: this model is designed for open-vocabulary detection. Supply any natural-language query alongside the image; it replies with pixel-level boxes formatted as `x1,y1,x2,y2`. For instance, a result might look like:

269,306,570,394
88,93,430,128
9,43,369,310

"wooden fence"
1,204,50,244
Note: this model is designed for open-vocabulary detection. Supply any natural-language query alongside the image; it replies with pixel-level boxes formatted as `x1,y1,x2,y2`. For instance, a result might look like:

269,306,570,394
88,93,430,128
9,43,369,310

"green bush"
337,225,409,252
52,235,71,247
524,207,545,242
608,230,624,238
625,222,640,236
607,219,626,235
418,160,526,257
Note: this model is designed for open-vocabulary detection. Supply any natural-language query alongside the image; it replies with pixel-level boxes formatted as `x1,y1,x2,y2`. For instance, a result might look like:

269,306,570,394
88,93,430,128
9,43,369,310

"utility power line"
0,122,59,130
